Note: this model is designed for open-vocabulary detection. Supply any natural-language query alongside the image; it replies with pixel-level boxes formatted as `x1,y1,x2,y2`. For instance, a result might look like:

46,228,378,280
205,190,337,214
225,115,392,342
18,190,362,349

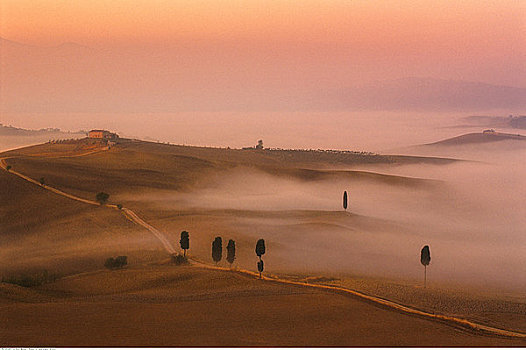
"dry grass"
0,161,168,278
335,276,526,334
1,265,524,346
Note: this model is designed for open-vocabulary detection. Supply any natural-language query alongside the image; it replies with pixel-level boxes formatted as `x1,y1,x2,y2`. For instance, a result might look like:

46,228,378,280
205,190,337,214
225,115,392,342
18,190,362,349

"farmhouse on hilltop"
88,129,119,140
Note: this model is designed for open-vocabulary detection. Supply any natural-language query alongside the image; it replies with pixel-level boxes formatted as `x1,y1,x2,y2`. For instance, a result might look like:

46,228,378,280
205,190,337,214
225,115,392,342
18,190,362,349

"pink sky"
1,0,525,87
1,0,525,130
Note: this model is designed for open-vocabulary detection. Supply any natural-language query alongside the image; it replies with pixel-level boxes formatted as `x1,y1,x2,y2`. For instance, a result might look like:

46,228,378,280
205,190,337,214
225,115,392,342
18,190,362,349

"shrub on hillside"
171,254,189,266
96,192,110,205
2,270,57,287
104,256,128,269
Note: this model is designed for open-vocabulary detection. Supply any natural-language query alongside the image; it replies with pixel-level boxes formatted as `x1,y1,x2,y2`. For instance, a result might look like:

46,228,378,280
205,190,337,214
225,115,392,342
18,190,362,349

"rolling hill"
2,138,526,346
0,138,450,275
394,130,526,159
426,131,526,147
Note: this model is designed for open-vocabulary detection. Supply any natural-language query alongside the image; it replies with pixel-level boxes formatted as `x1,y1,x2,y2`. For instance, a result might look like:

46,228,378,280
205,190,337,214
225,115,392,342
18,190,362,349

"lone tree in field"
6,165,11,171
212,237,222,264
180,231,189,257
96,192,110,205
343,191,348,210
226,239,236,267
420,245,431,288
255,239,266,278
39,177,45,186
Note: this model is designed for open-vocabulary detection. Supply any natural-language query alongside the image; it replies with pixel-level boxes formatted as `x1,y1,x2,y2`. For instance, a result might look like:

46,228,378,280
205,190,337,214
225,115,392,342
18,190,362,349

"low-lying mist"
125,151,526,291
3,110,524,293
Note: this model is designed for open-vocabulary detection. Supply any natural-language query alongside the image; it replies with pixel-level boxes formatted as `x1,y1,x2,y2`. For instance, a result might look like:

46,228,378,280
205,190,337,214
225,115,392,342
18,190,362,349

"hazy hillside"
396,131,526,159
426,131,526,147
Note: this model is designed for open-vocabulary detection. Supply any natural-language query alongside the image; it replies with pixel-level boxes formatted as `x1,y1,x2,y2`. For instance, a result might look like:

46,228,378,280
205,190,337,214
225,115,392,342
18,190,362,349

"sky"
1,0,525,145
1,0,525,87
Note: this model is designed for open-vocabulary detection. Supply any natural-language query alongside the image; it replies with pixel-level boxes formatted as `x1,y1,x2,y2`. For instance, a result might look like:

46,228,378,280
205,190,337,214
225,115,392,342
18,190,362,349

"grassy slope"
1,265,523,347
0,159,167,277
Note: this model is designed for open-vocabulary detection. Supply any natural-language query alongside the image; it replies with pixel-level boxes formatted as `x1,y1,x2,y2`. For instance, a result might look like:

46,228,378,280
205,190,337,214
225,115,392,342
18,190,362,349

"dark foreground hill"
1,265,524,346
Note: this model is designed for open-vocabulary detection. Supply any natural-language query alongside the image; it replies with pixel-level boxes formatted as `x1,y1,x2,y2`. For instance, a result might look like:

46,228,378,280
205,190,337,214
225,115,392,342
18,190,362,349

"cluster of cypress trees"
212,237,265,277
177,231,267,277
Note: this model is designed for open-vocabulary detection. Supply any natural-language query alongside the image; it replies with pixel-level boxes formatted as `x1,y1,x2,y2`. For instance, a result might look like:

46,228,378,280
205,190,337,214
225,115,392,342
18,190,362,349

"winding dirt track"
120,207,176,254
0,155,177,253
2,149,526,340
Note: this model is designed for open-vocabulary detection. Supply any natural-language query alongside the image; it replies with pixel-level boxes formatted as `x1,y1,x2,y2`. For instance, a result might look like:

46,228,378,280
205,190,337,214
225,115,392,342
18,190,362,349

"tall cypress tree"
420,245,431,288
255,239,266,278
226,239,236,267
212,237,222,264
180,231,189,257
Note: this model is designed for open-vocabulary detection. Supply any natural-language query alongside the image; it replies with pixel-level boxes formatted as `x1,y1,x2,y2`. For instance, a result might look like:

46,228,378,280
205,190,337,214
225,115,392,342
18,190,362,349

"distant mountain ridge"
463,115,526,130
0,124,86,137
331,78,526,111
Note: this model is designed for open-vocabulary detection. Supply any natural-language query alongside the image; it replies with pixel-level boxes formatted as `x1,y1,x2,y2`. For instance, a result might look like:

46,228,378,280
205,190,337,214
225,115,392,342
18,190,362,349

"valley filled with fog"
17,109,516,291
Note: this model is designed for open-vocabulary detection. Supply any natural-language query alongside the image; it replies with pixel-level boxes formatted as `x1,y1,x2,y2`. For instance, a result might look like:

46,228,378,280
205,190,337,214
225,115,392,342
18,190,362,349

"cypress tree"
212,237,222,264
257,260,264,278
180,231,190,257
255,239,265,258
420,245,431,288
255,239,266,278
226,239,236,267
